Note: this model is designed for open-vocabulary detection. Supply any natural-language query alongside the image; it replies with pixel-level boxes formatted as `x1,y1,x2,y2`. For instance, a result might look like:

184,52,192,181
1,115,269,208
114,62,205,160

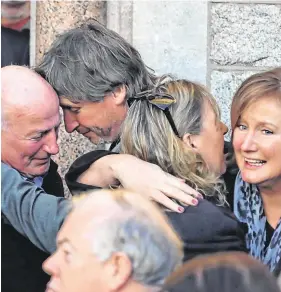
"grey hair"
120,77,227,206
35,19,156,102
75,190,183,287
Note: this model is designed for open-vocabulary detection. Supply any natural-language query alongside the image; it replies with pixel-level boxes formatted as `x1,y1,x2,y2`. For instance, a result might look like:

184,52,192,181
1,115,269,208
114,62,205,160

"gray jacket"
1,162,70,253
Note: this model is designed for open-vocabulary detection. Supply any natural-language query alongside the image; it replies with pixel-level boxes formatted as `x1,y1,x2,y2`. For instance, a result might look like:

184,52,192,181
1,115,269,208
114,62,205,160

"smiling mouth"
244,158,266,167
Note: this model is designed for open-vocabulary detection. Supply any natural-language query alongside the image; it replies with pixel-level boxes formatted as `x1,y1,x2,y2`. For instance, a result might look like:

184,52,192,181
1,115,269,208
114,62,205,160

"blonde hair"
120,77,226,205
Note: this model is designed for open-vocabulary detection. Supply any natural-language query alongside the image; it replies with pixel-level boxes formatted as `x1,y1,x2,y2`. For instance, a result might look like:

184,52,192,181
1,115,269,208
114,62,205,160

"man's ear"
111,85,127,106
104,252,132,291
182,133,199,151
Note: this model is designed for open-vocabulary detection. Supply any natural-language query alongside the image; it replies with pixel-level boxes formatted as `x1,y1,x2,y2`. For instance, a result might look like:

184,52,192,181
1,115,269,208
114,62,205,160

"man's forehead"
12,110,61,136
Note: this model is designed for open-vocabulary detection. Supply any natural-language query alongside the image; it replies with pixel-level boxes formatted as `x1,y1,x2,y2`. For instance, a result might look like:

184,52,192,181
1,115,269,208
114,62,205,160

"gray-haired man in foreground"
44,189,183,292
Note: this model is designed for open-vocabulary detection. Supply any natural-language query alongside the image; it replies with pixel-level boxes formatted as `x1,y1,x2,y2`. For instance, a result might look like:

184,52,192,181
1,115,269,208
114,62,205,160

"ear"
104,252,132,291
182,133,199,152
111,85,127,106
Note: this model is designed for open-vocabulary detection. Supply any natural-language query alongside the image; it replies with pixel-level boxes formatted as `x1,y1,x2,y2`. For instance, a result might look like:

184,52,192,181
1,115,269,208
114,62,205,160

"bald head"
2,66,58,116
1,66,60,177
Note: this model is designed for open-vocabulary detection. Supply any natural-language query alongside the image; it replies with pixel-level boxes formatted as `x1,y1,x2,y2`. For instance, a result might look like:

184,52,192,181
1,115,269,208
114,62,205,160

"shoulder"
165,199,246,261
166,199,240,239
1,162,22,180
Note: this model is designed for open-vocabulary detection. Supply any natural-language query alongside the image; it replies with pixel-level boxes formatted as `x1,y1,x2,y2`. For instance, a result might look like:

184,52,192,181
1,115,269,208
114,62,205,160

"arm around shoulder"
1,162,71,254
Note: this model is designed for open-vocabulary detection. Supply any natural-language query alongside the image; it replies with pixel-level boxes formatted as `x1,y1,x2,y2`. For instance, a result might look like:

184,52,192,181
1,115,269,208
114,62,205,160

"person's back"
120,78,246,259
165,200,245,261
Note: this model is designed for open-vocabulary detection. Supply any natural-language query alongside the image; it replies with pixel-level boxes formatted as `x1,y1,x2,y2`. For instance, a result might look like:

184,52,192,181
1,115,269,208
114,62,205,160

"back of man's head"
36,19,156,103
43,189,183,292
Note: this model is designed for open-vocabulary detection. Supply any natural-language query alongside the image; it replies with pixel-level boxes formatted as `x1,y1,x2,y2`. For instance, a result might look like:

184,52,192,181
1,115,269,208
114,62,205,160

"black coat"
1,160,64,292
1,26,29,67
65,150,247,262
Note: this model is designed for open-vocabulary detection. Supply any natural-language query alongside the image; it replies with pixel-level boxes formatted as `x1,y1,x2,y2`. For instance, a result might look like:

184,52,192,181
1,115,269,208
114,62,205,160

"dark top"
1,160,64,292
66,150,247,262
1,26,29,67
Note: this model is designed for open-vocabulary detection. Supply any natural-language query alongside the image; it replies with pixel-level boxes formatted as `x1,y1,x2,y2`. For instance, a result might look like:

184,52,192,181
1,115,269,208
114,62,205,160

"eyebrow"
239,118,278,130
258,121,278,128
57,237,69,246
57,237,75,249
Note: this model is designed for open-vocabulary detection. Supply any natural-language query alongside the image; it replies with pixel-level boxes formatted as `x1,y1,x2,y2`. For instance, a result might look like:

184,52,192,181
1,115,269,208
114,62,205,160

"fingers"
165,174,203,198
162,184,200,207
175,178,203,199
150,191,185,213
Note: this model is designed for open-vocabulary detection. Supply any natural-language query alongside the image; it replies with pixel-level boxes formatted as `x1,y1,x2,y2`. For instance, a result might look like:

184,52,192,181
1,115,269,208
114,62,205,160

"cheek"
79,110,102,127
10,140,42,160
25,142,44,158
232,131,244,152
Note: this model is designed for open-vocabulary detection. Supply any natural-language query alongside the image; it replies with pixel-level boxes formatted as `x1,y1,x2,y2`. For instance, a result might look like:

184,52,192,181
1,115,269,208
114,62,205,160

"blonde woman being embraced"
72,77,246,260
119,78,246,260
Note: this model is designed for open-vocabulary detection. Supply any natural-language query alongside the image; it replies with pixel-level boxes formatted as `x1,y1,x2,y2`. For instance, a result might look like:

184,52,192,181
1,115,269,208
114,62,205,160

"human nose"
240,132,257,152
43,252,59,277
42,129,59,155
221,122,228,135
63,110,79,133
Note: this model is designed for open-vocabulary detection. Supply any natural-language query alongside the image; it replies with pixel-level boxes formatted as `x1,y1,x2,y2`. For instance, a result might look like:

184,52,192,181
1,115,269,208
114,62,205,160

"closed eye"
30,133,44,141
61,105,81,114
68,108,80,114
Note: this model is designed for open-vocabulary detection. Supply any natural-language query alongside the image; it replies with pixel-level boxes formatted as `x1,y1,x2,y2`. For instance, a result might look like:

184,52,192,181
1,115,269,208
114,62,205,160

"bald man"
43,189,183,292
1,65,65,292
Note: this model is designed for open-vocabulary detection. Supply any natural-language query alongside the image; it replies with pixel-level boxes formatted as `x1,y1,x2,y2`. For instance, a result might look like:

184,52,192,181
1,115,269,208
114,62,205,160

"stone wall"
33,1,281,191
209,2,281,139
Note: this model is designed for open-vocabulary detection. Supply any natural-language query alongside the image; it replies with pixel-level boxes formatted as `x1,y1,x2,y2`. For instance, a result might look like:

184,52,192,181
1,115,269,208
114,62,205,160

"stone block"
132,1,208,84
36,1,106,64
211,3,281,67
211,70,258,140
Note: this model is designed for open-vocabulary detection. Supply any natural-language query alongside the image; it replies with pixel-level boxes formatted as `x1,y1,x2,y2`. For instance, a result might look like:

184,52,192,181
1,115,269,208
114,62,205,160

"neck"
120,281,160,292
259,182,281,229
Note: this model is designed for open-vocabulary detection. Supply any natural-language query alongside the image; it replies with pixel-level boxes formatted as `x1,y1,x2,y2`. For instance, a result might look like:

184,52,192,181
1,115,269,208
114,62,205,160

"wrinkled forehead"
7,102,60,134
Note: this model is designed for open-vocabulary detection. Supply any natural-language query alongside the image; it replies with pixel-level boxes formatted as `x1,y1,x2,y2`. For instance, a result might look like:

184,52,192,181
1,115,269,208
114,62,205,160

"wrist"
108,154,136,181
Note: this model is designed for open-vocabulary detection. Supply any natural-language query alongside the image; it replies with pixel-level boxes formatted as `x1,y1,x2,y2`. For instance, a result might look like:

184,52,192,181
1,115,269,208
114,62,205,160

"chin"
240,171,263,185
30,161,51,177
